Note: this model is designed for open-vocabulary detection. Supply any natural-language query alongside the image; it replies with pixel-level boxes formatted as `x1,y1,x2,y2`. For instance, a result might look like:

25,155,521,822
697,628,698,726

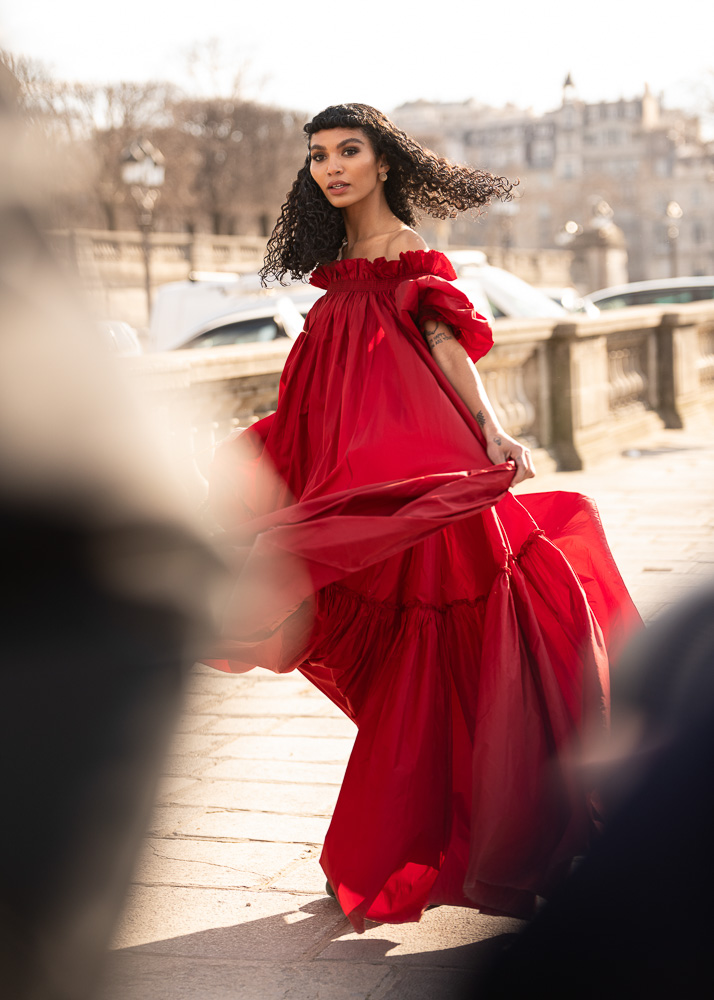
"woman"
208,104,639,931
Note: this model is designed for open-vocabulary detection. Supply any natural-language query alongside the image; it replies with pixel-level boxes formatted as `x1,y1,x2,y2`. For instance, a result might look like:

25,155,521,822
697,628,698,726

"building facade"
392,80,714,287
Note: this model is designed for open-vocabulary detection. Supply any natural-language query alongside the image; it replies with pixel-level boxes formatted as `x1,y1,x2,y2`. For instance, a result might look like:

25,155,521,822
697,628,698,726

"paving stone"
146,805,207,838
156,777,201,801
204,716,284,735
209,697,335,719
317,906,523,967
184,672,236,695
111,887,348,961
201,758,346,786
173,778,339,817
282,961,390,1000
173,713,218,734
213,735,354,763
372,967,476,1000
167,733,235,756
159,755,214,778
98,955,389,1000
181,693,224,713
177,809,330,845
133,838,309,889
239,679,319,698
271,717,357,739
270,854,327,894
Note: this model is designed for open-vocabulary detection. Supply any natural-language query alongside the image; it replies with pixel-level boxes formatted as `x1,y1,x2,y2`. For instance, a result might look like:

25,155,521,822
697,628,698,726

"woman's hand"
484,428,536,485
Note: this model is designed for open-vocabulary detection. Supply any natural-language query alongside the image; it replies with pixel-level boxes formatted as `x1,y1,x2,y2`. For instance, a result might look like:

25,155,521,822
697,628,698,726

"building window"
655,158,671,178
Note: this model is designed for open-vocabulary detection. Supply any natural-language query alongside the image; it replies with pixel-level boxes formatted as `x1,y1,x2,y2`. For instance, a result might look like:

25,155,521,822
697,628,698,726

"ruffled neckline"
310,249,456,289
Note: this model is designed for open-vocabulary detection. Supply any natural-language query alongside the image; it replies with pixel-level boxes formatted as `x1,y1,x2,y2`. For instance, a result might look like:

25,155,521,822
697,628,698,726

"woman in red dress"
208,104,639,931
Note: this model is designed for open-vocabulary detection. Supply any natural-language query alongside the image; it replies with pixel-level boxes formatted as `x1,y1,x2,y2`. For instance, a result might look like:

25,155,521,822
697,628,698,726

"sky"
2,0,713,121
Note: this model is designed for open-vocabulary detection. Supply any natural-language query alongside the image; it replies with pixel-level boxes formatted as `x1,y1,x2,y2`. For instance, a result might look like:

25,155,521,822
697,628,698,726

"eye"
310,153,325,162
343,147,360,156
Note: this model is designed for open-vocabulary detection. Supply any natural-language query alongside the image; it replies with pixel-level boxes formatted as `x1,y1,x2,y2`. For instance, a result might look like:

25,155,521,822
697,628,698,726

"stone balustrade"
50,229,574,327
51,229,269,284
125,302,714,496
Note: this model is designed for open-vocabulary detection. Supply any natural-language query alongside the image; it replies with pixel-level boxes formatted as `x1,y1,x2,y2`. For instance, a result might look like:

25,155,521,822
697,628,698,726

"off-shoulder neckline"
310,249,456,289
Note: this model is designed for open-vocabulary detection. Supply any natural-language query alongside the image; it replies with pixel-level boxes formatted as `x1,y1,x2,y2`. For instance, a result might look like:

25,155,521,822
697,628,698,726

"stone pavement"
98,426,714,1000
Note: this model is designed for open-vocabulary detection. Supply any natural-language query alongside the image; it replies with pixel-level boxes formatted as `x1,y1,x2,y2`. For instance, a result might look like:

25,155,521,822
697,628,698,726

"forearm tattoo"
476,409,502,444
424,322,455,351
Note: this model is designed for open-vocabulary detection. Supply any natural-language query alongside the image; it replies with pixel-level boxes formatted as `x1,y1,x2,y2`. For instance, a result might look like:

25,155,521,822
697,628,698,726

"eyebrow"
309,137,365,151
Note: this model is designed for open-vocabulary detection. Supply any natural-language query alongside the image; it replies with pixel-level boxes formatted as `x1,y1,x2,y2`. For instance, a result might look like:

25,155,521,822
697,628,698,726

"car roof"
149,288,303,351
181,297,304,346
586,276,714,301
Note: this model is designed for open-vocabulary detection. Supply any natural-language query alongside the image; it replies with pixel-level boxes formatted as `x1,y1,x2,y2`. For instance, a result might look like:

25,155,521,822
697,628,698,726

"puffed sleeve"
395,273,494,363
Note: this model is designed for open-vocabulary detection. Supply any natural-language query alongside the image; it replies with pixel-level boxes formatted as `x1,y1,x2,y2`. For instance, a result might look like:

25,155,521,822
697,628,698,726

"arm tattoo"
476,410,486,428
426,330,452,348
493,435,503,446
424,321,455,351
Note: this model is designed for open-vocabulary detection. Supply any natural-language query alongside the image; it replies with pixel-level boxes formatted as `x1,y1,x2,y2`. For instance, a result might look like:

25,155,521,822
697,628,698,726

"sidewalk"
99,427,714,1000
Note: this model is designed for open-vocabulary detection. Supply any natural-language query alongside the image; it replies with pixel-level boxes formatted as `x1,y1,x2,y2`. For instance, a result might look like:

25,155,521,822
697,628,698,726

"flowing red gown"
208,250,640,930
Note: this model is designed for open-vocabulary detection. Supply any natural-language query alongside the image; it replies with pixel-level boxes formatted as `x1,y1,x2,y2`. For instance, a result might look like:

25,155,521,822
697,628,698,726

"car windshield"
185,317,282,348
478,267,567,318
595,286,714,309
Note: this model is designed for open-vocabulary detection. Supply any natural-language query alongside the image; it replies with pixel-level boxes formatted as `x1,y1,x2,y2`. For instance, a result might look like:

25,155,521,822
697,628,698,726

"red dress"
208,250,640,930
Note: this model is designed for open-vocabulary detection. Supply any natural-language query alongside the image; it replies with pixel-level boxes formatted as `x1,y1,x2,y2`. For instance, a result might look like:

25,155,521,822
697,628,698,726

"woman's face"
309,127,387,208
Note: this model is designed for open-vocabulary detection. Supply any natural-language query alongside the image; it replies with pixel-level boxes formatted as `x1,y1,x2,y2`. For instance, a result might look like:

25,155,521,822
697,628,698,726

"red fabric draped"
206,250,640,930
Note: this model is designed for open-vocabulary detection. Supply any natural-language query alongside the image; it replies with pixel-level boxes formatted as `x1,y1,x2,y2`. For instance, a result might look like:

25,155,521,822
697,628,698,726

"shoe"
325,879,337,899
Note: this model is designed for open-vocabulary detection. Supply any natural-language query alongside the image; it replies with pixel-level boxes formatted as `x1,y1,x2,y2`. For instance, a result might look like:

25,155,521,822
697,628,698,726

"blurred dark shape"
475,580,714,999
0,63,223,1000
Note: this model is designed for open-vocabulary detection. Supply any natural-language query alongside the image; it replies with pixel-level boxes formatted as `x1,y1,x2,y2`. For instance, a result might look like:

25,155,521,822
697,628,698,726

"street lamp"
491,198,520,266
120,139,165,322
665,200,683,278
555,219,583,246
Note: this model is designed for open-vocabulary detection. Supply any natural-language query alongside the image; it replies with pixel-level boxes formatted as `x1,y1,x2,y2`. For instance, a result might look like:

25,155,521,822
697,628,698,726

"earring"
379,171,388,182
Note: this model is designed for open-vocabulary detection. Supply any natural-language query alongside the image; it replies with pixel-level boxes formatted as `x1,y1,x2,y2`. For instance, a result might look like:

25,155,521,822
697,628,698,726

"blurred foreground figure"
0,66,222,999
478,581,714,998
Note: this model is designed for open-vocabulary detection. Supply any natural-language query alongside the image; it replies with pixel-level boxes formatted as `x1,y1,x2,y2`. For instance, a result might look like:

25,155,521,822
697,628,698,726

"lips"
328,182,350,192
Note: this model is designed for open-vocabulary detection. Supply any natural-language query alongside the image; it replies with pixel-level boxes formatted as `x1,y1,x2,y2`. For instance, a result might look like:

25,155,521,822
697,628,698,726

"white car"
98,320,143,355
446,251,568,322
148,279,304,351
583,276,714,312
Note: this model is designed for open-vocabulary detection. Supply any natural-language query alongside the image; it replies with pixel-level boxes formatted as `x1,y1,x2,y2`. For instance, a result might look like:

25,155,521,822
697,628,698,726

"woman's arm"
423,319,535,485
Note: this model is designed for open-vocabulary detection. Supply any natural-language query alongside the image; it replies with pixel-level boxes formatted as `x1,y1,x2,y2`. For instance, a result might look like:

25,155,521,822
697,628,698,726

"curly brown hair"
259,103,515,285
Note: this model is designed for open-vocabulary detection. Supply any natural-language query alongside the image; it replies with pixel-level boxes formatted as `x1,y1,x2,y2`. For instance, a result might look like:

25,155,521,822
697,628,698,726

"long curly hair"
259,103,515,284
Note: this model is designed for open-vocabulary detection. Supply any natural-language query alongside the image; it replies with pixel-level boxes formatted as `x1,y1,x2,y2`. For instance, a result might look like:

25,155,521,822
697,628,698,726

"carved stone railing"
548,303,714,466
50,229,268,289
697,327,714,386
125,302,714,486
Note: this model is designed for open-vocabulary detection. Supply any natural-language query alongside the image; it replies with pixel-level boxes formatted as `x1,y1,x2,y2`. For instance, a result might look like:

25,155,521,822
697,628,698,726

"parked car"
583,276,714,312
148,280,304,351
98,320,143,355
171,299,304,350
540,286,599,316
446,251,568,321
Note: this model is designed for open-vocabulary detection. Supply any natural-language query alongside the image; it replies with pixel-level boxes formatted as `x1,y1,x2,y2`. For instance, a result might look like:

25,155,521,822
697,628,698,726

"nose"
326,156,342,175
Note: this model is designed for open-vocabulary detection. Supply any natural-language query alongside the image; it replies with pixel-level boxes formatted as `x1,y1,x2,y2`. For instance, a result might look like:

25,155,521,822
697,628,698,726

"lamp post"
120,139,165,322
491,199,520,269
665,200,683,278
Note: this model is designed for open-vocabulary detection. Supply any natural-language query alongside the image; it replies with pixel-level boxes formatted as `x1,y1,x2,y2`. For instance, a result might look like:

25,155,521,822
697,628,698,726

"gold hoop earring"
379,171,388,182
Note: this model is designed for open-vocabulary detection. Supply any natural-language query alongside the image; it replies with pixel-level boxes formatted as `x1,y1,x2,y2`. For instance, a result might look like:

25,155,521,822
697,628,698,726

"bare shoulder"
385,228,428,259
